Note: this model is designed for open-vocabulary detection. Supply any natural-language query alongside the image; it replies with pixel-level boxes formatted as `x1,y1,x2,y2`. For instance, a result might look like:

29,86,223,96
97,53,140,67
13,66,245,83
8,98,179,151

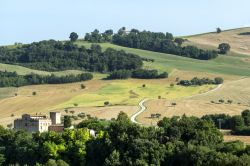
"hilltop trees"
218,43,231,54
0,41,143,73
69,32,78,42
216,27,222,33
112,28,218,60
174,38,185,46
83,28,218,60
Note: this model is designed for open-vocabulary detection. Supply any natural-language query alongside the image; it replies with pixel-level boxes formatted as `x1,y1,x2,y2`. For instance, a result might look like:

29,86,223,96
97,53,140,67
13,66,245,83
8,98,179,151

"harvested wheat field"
137,77,250,125
186,27,250,55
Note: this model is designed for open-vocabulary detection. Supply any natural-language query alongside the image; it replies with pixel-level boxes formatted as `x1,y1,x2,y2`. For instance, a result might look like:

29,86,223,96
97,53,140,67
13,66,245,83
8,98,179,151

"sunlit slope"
75,42,250,76
186,27,250,55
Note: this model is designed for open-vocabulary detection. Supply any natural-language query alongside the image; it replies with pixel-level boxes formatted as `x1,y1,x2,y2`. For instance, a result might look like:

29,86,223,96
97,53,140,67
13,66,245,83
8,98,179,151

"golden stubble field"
137,77,250,125
186,27,250,55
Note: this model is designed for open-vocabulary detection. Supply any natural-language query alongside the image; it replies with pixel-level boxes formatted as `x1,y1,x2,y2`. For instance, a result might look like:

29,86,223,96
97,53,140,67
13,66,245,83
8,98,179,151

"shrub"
104,101,110,106
214,77,224,84
218,43,231,54
219,99,224,103
81,84,86,89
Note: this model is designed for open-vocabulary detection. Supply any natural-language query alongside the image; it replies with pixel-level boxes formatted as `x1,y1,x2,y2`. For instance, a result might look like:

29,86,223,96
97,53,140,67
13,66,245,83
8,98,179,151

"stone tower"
50,112,61,125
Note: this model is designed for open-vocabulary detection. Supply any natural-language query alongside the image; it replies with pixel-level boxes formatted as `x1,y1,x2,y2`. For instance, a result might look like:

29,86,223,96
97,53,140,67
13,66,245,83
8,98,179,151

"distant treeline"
0,71,93,87
0,40,143,72
202,110,250,135
84,28,218,60
106,69,168,80
177,77,224,86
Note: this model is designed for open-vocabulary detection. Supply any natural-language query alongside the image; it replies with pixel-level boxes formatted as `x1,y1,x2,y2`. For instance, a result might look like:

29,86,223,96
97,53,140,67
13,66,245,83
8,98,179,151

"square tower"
50,112,61,125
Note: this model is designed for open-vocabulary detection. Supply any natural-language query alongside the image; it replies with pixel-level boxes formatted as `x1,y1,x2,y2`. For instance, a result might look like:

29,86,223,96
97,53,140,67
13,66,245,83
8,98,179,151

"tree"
216,27,222,33
69,32,78,42
104,150,121,166
218,43,231,54
242,110,250,126
174,38,185,46
64,116,72,128
230,115,244,130
32,91,37,96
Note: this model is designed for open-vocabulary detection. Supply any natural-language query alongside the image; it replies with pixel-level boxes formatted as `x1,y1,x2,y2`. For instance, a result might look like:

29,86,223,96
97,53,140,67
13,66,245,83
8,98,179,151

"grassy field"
52,79,214,108
0,63,85,76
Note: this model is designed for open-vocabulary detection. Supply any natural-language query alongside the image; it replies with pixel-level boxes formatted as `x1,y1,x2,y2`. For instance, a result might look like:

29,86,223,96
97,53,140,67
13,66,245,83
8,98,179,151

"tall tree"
64,116,72,128
69,32,78,42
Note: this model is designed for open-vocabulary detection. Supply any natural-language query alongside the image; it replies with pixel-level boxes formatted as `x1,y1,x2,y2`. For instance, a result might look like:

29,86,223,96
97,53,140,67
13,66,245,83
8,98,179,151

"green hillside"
1,39,250,77
77,42,250,76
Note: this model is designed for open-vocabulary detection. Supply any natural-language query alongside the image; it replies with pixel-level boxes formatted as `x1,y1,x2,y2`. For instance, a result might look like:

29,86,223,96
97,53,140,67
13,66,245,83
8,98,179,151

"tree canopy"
1,111,250,165
0,41,143,73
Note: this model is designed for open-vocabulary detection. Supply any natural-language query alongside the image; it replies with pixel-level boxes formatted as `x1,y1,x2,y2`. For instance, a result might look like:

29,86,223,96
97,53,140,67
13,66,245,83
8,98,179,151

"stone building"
14,112,63,133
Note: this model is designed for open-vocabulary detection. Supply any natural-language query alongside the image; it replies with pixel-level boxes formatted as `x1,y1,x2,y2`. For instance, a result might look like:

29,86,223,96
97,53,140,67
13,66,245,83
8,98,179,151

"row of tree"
1,112,250,165
0,71,93,87
177,77,224,86
202,110,250,135
106,69,168,80
0,41,143,72
82,27,219,60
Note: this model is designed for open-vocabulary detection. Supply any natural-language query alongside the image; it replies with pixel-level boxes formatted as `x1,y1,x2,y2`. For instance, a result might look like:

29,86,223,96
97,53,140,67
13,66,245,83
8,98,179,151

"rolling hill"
0,28,250,128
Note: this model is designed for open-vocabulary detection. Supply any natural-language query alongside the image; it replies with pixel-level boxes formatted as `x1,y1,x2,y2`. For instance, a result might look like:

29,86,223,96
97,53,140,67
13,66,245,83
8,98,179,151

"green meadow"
52,80,214,109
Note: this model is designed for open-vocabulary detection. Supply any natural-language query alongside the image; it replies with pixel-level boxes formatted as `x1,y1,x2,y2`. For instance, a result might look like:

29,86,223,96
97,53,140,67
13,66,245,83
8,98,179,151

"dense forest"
1,112,250,166
177,77,224,86
85,28,218,60
0,71,93,87
202,110,250,135
0,41,143,72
